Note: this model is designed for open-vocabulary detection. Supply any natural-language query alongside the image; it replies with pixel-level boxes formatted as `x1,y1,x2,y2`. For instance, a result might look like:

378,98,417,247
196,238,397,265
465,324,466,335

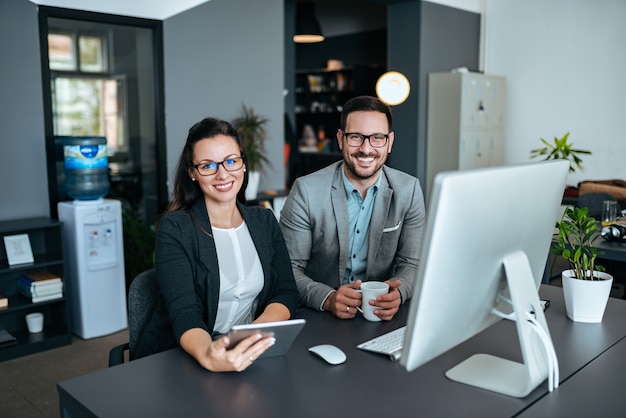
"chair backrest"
576,192,622,219
128,268,160,354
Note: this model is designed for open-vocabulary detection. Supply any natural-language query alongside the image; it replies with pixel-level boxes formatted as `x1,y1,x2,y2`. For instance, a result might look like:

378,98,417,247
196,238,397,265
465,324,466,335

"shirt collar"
341,164,384,198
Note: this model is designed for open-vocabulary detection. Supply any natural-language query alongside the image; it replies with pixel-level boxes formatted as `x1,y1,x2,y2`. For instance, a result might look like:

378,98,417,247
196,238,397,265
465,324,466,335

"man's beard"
344,152,384,180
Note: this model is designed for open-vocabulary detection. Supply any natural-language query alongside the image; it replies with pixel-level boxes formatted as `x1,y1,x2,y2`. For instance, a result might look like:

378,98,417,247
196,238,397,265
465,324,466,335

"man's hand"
369,280,401,321
323,280,362,319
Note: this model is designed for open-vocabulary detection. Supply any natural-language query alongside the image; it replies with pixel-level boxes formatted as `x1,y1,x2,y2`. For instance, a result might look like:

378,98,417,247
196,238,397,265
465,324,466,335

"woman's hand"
180,328,275,372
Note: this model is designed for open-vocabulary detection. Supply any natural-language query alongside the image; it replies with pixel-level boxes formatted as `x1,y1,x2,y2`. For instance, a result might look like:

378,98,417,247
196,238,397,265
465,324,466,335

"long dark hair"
166,117,249,213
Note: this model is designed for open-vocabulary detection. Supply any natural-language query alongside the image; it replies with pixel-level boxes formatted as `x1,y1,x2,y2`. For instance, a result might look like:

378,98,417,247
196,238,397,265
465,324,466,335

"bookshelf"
0,217,71,361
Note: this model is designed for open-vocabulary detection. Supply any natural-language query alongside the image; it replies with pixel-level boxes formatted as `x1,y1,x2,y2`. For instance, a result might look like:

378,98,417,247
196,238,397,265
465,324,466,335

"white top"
212,221,264,334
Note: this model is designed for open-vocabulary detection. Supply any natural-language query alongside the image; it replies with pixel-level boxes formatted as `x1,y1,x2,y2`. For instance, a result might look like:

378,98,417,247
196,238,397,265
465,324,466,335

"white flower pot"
245,171,261,201
561,269,613,323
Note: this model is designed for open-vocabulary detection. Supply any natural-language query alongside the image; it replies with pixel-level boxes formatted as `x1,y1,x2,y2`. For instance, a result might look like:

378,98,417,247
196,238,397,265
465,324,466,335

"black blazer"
134,199,298,360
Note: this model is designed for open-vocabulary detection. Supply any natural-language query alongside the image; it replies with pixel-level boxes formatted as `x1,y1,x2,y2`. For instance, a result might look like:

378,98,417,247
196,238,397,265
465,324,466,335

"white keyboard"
357,326,406,361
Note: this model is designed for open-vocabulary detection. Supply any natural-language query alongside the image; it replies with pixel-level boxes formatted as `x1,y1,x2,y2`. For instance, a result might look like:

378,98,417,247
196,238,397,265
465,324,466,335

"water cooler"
58,199,128,339
56,136,127,339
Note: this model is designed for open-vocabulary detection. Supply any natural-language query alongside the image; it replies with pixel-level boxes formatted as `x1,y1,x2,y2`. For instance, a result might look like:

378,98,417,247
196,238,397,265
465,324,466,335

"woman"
153,117,298,372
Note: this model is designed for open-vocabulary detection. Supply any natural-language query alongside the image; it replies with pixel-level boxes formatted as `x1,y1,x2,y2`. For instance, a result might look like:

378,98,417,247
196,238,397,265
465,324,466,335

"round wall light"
376,71,411,106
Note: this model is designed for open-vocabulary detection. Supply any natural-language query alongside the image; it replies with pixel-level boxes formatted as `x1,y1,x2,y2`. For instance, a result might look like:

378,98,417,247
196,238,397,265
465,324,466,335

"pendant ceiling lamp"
293,2,324,43
376,71,411,106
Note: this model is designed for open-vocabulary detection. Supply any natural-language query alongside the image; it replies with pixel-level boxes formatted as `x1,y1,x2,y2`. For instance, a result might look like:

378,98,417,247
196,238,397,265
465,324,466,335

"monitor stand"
445,250,558,398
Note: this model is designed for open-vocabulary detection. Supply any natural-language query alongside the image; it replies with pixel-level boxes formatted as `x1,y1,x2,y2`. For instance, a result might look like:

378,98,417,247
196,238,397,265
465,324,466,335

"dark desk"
593,234,626,263
58,286,626,418
518,336,626,417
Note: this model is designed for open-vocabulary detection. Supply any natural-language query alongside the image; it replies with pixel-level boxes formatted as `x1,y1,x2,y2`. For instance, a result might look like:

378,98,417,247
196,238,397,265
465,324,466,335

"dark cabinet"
289,65,385,187
0,218,71,361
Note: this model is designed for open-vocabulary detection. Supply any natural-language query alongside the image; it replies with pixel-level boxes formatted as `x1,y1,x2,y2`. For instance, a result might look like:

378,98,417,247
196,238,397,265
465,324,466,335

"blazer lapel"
366,175,393,279
190,200,220,324
331,167,349,284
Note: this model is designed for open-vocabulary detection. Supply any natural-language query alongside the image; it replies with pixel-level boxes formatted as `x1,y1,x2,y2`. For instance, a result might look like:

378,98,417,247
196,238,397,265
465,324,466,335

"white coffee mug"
25,312,44,333
359,281,390,322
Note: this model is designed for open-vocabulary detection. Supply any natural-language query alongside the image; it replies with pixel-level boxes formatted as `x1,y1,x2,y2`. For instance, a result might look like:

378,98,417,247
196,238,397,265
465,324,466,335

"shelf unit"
0,217,71,361
289,65,384,186
425,72,506,202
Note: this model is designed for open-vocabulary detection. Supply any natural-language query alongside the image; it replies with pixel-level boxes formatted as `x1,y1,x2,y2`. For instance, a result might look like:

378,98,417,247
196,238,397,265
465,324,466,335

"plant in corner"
232,104,271,200
529,132,591,173
122,209,156,288
551,206,613,322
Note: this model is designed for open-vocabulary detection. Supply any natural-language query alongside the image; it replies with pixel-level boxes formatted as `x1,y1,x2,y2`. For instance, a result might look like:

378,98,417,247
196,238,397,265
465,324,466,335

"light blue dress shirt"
342,169,383,284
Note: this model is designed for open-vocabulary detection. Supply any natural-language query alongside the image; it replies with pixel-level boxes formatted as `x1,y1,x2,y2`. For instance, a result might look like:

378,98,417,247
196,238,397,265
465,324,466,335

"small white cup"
25,312,44,333
359,281,390,322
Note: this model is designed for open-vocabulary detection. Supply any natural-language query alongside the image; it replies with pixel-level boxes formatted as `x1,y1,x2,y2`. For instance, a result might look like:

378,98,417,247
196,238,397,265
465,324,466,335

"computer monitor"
400,160,569,397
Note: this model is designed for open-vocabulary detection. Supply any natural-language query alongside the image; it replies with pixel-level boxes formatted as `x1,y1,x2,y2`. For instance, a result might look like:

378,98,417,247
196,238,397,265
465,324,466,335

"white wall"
484,0,626,186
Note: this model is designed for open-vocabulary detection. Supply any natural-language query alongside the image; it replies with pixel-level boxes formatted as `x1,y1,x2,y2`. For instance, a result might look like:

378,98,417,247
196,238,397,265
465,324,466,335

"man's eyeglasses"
342,132,390,148
192,156,245,176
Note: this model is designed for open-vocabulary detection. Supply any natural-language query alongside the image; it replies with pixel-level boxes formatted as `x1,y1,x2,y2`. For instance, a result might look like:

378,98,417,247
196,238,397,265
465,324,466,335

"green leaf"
529,132,591,173
554,203,605,279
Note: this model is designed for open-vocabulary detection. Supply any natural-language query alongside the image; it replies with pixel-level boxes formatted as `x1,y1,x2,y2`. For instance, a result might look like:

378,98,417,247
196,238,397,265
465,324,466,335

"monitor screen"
400,160,569,397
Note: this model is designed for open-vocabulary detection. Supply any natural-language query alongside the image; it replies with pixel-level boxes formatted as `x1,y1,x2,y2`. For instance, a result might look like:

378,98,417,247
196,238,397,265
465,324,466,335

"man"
279,96,426,320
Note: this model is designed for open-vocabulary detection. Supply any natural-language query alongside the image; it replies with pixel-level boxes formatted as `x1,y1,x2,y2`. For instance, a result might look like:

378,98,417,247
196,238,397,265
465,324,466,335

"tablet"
224,318,306,358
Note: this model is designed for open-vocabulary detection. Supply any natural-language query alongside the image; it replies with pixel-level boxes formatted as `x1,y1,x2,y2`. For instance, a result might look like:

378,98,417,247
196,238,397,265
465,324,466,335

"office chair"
576,192,621,219
108,268,159,367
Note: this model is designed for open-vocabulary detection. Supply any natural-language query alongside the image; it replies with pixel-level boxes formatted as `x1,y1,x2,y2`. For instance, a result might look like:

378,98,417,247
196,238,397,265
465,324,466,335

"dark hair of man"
166,117,248,214
339,95,393,132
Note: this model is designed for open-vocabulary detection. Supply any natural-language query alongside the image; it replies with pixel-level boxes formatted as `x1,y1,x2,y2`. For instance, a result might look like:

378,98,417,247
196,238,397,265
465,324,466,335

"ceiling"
29,0,480,21
29,0,212,20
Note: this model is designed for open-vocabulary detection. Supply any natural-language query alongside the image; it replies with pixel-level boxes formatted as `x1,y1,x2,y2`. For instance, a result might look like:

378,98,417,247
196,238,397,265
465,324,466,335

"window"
48,33,75,70
48,31,126,151
48,32,107,73
41,10,166,225
51,76,126,150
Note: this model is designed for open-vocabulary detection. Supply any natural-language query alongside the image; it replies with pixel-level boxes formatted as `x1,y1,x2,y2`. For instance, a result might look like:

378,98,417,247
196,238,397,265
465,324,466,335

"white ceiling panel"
29,0,211,20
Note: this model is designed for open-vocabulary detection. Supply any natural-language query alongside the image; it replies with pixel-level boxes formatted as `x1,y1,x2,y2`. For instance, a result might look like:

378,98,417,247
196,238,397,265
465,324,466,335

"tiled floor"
0,329,128,418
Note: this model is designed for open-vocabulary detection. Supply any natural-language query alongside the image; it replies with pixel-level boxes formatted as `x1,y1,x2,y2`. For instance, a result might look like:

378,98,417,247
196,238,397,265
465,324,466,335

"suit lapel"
331,167,349,284
366,173,392,279
190,200,220,324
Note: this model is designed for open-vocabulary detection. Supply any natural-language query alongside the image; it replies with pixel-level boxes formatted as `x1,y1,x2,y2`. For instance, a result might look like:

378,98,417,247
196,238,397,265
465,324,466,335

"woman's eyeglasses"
192,156,245,176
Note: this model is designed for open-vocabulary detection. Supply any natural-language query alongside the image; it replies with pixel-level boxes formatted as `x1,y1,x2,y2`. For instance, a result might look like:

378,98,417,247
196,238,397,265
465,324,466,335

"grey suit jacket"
279,161,426,310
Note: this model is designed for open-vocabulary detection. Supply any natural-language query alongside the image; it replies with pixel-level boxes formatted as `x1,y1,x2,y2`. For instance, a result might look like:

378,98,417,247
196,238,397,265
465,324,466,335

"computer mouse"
308,344,347,365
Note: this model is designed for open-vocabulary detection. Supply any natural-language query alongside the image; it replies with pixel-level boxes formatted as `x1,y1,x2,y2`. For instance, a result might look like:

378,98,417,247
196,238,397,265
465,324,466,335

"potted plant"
232,104,271,200
552,206,613,322
530,132,592,173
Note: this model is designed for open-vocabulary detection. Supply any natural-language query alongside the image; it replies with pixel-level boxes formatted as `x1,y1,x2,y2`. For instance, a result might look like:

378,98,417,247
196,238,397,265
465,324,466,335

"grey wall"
387,1,480,182
163,0,285,195
0,1,49,221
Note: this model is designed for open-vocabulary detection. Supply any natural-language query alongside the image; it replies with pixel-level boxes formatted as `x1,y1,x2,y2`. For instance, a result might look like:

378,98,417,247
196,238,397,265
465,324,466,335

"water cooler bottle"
58,199,128,339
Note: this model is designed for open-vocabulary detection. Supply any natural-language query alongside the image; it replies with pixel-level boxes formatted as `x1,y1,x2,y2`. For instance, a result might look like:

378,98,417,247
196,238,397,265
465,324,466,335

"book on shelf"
17,271,62,287
29,292,63,303
0,329,17,348
17,281,63,298
17,284,63,303
0,293,8,309
17,272,63,303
